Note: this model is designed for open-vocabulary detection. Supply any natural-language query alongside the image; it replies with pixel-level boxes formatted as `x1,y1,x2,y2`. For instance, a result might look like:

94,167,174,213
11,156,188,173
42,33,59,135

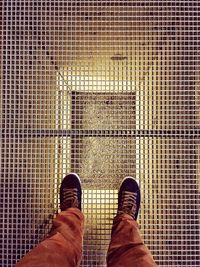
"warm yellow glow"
67,73,133,92
83,189,118,220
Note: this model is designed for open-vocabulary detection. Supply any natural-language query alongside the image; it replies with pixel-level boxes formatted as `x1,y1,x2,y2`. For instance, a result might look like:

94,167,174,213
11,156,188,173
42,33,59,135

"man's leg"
16,173,84,267
107,177,157,267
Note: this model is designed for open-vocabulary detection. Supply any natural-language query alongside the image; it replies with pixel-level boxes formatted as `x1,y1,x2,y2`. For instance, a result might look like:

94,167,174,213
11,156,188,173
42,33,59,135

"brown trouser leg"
15,208,84,267
107,213,158,267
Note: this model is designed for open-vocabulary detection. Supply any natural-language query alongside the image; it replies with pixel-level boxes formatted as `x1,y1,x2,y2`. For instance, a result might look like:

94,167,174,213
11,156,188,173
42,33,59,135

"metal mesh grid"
1,1,200,266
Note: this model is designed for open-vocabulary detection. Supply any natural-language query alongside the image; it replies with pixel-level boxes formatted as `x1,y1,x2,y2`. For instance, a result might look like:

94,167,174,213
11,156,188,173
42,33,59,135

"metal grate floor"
1,1,200,266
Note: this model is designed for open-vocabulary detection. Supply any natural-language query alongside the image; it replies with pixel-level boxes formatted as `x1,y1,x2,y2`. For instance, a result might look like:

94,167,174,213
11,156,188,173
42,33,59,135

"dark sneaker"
60,173,82,211
117,176,141,220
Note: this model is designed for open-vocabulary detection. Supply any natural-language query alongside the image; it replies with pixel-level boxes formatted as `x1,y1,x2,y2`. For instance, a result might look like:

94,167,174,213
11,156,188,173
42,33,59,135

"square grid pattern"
1,1,200,266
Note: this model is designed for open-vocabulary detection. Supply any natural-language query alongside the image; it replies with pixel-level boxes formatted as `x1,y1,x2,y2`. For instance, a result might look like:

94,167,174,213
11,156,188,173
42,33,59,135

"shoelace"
118,191,137,219
61,188,79,210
